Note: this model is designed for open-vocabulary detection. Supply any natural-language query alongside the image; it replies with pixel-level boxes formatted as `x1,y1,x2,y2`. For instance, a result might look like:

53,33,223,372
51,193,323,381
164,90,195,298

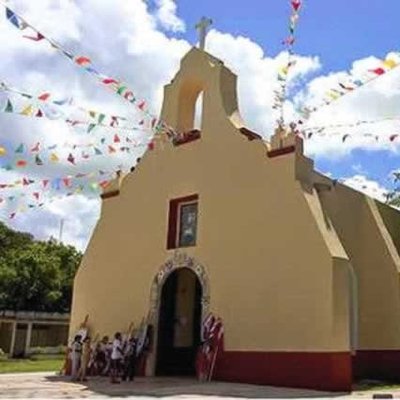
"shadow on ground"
45,375,348,398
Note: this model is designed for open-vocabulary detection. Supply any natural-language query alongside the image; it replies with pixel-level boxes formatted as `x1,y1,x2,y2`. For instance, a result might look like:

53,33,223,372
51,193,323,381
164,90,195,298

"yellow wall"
319,183,400,349
72,48,400,361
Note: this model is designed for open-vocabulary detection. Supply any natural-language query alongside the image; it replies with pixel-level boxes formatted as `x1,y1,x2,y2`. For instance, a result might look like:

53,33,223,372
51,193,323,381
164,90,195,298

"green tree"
0,222,82,312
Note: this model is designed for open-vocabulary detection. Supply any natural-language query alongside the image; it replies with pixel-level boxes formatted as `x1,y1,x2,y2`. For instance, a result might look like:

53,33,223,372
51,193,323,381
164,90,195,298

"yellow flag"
20,105,33,116
50,153,59,162
327,91,340,100
384,58,397,69
0,147,6,156
280,66,289,75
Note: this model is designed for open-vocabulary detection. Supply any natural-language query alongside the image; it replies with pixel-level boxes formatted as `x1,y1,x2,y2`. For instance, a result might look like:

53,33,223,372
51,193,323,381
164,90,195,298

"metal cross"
195,17,213,50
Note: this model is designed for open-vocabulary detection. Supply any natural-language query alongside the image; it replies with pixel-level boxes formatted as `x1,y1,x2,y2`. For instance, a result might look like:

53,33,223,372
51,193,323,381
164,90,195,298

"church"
70,40,400,392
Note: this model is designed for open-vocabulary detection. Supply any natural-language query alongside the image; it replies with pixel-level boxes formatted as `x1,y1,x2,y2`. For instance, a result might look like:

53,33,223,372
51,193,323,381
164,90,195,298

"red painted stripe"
214,351,352,392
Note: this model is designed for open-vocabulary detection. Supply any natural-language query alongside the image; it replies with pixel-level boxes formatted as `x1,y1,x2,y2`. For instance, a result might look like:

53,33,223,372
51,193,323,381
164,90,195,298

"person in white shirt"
110,332,124,383
70,335,82,381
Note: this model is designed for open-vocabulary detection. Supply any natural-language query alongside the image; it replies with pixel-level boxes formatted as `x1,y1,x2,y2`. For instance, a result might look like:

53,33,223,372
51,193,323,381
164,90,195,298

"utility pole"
58,218,64,243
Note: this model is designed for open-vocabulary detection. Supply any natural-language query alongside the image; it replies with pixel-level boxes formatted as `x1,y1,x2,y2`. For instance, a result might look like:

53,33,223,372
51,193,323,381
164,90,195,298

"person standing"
70,335,82,381
110,332,124,383
77,336,91,382
122,337,137,382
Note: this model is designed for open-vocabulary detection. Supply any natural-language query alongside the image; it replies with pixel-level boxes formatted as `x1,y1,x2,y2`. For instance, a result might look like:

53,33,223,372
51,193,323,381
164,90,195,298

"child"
70,335,82,381
77,336,91,382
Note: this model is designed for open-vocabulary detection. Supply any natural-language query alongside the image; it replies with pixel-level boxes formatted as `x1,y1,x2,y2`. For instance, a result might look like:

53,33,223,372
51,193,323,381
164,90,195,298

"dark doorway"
156,268,202,376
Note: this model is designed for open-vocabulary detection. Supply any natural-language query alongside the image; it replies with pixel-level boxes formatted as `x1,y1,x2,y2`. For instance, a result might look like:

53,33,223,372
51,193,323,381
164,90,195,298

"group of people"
66,331,139,384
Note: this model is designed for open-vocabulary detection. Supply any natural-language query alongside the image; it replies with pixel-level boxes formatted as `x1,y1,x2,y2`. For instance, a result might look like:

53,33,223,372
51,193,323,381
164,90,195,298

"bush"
28,345,66,356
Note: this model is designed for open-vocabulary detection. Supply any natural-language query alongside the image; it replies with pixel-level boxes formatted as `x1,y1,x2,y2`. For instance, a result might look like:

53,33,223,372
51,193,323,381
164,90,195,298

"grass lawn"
0,356,64,374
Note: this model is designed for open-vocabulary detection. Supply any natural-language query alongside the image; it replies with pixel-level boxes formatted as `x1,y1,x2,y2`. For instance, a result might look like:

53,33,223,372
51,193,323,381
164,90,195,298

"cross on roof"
195,17,213,51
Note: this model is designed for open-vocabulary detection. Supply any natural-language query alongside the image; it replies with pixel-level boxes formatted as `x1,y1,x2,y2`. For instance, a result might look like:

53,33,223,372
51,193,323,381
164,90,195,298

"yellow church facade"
70,47,400,391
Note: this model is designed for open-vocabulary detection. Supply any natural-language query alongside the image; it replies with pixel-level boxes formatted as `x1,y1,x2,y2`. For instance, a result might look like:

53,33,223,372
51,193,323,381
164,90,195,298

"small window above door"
167,195,199,249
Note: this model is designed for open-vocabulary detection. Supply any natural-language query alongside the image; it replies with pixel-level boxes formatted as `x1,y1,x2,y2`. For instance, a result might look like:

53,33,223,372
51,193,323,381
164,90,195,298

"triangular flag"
20,104,33,116
103,78,119,85
138,101,146,110
16,160,27,167
63,178,71,187
4,99,13,112
50,153,59,162
23,32,44,41
6,8,21,29
31,142,40,152
98,114,106,124
36,109,43,117
15,144,24,154
108,145,116,153
38,92,51,101
35,154,43,166
87,123,96,133
42,179,49,188
33,192,40,200
67,153,75,164
291,0,302,11
369,68,385,76
114,134,121,143
384,59,397,69
94,147,103,155
75,56,91,66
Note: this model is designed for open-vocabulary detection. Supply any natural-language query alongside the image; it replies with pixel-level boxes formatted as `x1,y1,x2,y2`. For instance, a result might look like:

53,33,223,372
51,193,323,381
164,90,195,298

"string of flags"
301,115,400,134
299,129,400,143
0,135,152,171
2,3,177,139
0,81,152,133
273,0,302,127
298,53,400,120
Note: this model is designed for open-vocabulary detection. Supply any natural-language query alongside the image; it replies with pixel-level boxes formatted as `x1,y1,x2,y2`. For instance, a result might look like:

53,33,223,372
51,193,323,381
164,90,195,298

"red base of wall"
213,351,352,392
353,351,400,381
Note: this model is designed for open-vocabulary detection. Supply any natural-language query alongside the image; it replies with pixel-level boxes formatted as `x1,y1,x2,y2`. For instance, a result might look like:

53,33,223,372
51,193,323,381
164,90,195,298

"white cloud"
295,53,400,158
341,175,389,203
155,0,185,32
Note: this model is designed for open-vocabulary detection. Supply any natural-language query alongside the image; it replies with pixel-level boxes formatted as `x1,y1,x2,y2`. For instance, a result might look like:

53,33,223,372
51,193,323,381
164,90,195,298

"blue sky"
171,0,400,189
176,0,400,74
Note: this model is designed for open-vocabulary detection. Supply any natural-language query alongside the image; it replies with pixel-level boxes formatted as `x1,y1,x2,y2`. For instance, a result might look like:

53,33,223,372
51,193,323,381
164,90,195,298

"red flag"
370,68,385,76
31,142,40,152
99,180,110,189
138,101,146,110
38,92,51,101
75,56,91,66
291,0,302,11
108,145,116,153
22,178,30,186
33,192,40,200
67,153,75,164
148,141,155,151
42,179,49,188
102,78,119,85
16,160,27,167
36,109,43,117
114,134,121,143
23,32,44,41
63,178,71,187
